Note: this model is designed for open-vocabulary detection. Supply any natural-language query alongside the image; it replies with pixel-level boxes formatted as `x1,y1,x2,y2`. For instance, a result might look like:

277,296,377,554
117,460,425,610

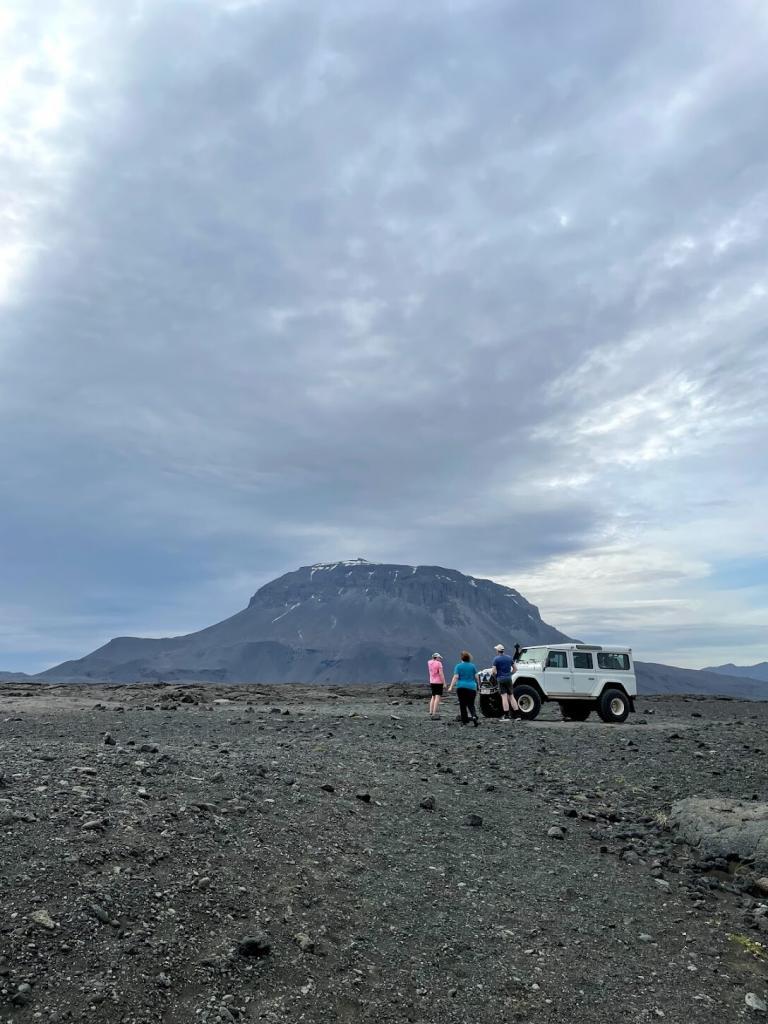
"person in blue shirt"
448,651,479,726
492,643,520,721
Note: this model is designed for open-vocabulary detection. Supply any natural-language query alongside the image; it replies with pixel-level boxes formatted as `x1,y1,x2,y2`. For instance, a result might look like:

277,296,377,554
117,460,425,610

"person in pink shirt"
427,653,446,718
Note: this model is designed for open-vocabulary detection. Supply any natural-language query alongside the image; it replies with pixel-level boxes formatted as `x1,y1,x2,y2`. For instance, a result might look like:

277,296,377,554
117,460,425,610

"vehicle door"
571,650,597,696
544,649,572,695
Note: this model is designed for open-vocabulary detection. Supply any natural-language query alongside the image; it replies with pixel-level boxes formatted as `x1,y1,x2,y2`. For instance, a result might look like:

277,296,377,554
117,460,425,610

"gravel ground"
1,683,768,1023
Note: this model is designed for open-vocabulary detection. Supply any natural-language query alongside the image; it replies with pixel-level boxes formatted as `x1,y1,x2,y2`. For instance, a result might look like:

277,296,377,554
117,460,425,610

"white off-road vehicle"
477,643,636,723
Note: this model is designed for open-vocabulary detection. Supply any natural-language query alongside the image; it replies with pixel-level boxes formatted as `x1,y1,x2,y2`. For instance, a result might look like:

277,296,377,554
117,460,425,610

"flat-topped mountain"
38,560,570,684
26,560,768,695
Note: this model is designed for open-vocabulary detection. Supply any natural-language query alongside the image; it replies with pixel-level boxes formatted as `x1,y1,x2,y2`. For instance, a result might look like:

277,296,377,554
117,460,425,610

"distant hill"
638,661,768,700
703,662,768,683
18,561,768,698
0,671,32,681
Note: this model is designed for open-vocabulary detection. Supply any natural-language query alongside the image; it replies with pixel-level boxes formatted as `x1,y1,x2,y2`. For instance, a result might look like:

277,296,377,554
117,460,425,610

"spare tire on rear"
479,692,502,718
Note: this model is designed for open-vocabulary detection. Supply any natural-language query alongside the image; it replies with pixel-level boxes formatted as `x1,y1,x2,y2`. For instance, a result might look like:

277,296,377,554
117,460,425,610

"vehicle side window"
597,652,630,671
546,651,568,669
573,652,593,670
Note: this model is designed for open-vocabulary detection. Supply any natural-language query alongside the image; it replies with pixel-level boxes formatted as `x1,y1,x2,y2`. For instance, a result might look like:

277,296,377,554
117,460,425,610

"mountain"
39,565,573,684
637,661,768,700
0,671,32,681
702,662,768,683
38,560,570,684
30,560,768,697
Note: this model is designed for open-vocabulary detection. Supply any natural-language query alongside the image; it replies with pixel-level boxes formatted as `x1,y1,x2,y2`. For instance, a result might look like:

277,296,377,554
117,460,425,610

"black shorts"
498,677,513,695
430,683,444,697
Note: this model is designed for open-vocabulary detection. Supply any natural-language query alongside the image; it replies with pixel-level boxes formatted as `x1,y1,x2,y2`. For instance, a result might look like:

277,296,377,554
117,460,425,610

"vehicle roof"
520,643,633,653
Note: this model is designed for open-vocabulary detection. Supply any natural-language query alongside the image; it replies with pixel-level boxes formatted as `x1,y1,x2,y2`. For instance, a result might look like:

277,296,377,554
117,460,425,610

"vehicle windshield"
518,647,547,665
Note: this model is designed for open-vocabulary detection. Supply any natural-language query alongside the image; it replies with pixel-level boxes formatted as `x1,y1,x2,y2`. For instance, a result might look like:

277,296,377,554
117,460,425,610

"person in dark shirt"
492,643,520,721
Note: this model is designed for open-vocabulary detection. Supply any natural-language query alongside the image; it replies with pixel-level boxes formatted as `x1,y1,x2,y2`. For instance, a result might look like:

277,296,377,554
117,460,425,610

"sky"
1,0,767,673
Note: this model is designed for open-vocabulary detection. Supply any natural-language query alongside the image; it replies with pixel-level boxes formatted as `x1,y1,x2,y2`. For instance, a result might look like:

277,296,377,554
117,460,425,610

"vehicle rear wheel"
513,684,541,721
479,693,502,718
597,688,630,723
559,700,592,721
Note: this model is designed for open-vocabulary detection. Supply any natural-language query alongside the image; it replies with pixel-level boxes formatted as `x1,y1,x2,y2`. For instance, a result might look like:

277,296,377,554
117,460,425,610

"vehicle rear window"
546,651,568,669
597,652,631,671
573,652,593,669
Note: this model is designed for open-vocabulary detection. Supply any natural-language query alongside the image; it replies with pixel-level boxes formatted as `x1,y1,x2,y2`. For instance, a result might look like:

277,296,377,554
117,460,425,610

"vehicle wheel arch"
597,680,630,698
513,676,547,701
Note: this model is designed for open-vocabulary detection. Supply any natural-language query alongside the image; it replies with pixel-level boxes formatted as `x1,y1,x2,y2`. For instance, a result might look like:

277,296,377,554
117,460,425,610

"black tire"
512,683,542,721
597,688,630,723
479,693,503,718
559,700,592,722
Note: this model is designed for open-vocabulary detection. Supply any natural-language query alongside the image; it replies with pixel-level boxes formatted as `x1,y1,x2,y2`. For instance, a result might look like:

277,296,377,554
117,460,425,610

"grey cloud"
1,0,767,669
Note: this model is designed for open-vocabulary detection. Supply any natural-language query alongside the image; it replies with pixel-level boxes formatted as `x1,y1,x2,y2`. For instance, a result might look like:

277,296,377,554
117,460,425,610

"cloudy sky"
2,0,767,673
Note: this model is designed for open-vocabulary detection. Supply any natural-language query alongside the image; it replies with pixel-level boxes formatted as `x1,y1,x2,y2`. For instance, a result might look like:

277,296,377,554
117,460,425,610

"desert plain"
1,682,768,1023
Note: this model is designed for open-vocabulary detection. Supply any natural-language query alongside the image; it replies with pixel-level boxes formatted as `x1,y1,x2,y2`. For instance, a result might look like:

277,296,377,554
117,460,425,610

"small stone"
238,932,271,958
320,784,335,793
12,982,32,1007
654,879,671,891
81,818,106,831
30,909,56,930
755,878,768,896
355,791,371,803
197,877,211,890
547,826,566,840
464,814,483,827
103,733,116,746
746,992,767,1012
89,903,114,925
639,933,653,943
419,795,436,811
140,743,159,754
294,932,315,953
210,771,225,783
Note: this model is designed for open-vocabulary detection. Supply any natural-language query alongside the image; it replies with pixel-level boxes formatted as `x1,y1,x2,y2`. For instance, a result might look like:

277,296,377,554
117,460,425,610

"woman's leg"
468,690,478,724
457,689,470,724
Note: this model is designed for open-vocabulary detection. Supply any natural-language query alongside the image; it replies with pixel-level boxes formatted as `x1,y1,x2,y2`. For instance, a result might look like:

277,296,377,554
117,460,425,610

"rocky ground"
1,683,768,1023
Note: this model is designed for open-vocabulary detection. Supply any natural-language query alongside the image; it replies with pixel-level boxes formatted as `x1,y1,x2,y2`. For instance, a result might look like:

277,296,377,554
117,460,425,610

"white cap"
494,644,505,652
432,652,442,659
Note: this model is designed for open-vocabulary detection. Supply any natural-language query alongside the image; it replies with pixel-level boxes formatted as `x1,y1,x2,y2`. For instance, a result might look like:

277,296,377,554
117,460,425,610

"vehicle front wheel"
597,688,630,723
479,693,502,718
513,684,542,721
559,700,592,722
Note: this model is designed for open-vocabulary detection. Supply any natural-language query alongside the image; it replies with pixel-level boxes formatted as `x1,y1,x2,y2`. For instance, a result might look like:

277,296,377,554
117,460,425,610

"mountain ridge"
702,661,768,682
5,561,766,698
36,560,571,684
